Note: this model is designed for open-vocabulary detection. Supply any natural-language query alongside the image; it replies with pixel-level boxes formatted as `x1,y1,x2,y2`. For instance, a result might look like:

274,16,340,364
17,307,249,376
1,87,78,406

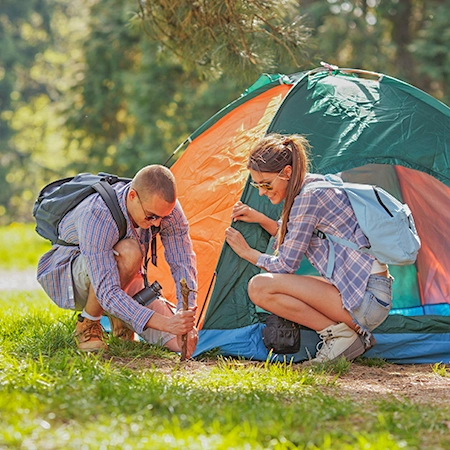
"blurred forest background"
1,0,449,225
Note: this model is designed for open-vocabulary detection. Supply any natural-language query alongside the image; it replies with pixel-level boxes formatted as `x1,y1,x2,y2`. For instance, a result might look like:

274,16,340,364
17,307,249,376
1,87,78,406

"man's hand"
145,305,197,336
166,307,197,335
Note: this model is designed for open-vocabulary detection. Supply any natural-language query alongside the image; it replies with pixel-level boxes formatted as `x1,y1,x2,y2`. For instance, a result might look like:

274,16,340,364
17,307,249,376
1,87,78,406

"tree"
301,0,450,105
1,0,449,224
136,0,314,82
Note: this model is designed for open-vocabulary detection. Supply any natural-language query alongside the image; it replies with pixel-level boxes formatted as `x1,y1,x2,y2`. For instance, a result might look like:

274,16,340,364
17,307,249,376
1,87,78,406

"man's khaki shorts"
71,254,175,346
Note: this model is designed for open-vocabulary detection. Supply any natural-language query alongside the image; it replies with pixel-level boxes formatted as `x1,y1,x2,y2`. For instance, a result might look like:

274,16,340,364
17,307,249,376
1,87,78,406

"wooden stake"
180,278,190,361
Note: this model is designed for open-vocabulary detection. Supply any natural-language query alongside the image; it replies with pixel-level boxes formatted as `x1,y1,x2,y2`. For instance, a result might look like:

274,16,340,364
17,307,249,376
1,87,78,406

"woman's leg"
248,272,357,332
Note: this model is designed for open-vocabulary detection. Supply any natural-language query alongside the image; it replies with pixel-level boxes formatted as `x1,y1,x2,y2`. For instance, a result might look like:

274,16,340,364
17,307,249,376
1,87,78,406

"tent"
150,65,450,364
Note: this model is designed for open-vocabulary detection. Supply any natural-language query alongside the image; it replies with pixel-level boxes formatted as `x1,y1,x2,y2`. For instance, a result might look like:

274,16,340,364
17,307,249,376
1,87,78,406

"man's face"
130,189,176,229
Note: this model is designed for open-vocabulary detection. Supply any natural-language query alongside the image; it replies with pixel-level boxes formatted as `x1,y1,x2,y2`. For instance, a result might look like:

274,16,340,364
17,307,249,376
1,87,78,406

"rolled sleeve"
159,200,198,310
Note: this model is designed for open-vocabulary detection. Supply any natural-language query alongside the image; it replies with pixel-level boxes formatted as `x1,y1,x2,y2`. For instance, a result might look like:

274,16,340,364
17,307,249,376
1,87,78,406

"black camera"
133,280,162,307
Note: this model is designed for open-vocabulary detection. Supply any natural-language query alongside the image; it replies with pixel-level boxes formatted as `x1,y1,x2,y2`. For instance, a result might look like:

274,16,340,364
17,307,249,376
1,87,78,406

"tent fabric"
148,81,293,321
155,66,450,363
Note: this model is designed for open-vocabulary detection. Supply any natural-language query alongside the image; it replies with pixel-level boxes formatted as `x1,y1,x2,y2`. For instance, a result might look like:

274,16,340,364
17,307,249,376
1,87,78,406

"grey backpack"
304,174,421,277
33,172,130,246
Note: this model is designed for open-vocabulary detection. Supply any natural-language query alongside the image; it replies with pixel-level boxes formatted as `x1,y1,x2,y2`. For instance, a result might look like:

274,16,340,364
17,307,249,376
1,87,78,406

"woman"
225,134,393,363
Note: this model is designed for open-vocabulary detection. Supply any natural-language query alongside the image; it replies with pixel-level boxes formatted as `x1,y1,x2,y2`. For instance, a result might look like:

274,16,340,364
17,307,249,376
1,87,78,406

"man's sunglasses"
134,190,161,222
250,169,285,191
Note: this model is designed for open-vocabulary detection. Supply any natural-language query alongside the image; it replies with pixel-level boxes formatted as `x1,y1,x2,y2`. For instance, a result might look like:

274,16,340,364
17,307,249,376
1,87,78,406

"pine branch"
135,0,313,80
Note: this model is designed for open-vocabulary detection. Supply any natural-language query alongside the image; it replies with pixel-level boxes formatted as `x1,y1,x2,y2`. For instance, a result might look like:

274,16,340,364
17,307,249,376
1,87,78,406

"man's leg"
74,284,108,351
139,298,178,350
73,238,142,350
105,238,143,341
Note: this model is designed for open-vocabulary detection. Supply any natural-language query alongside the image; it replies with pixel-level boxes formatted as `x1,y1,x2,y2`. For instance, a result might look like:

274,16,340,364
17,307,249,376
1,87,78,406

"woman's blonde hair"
247,133,311,248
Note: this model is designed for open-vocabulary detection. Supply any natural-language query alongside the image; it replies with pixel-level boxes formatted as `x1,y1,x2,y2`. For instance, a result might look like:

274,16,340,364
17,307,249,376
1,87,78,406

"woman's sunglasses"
250,169,285,191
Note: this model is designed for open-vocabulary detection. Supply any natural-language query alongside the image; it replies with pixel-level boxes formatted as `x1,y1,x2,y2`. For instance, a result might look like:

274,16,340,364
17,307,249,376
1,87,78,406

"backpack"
33,172,131,246
303,174,421,278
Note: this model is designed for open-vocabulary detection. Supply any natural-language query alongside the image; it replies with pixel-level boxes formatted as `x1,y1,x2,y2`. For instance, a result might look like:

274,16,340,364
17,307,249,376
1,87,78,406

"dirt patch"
335,362,450,405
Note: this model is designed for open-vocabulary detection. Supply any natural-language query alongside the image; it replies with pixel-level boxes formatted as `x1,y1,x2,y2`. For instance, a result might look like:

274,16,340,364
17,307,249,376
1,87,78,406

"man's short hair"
131,165,176,203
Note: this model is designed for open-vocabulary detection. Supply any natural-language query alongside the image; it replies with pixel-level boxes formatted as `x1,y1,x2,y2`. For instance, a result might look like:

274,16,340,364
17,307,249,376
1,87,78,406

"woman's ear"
283,165,293,180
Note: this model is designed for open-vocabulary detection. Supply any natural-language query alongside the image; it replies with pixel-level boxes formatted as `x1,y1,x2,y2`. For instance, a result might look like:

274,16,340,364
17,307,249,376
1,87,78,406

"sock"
80,309,103,321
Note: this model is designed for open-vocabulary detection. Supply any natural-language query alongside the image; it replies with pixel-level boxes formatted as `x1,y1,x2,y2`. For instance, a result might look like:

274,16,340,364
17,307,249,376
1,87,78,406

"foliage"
1,0,449,224
64,0,248,178
1,291,450,449
431,363,450,378
136,0,313,82
301,0,450,106
0,0,91,223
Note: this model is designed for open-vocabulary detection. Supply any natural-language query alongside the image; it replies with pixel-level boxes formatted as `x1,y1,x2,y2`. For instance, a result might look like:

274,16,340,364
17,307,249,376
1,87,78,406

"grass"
1,291,450,449
0,223,50,269
431,363,450,378
1,225,450,449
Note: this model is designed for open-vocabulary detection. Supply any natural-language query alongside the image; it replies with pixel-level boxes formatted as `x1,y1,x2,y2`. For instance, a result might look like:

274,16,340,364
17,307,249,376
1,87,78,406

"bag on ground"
262,315,301,354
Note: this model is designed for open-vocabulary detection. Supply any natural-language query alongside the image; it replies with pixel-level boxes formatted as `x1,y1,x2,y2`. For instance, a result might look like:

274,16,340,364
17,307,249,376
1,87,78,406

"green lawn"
1,226,450,449
0,223,51,270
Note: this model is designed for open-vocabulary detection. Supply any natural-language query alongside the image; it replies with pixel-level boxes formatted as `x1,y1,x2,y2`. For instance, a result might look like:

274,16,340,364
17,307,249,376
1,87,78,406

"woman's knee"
248,274,272,306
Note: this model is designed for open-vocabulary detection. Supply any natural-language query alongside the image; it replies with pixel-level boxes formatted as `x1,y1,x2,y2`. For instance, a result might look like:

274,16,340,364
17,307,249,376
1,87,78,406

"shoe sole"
341,337,366,361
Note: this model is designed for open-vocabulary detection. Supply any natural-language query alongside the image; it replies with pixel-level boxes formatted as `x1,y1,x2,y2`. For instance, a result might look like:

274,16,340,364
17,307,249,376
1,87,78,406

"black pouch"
262,315,301,354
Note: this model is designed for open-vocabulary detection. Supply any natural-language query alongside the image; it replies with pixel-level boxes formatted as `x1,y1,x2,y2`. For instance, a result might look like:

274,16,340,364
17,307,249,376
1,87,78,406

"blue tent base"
102,316,450,364
194,323,450,364
193,323,318,362
366,333,450,364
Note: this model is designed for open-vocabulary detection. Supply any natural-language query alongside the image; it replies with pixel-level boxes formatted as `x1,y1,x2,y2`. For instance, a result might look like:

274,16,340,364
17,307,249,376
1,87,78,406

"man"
37,165,198,357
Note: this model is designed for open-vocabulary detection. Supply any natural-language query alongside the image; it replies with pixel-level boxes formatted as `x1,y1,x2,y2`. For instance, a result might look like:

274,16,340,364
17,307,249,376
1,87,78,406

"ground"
333,362,450,405
3,270,450,406
109,355,450,406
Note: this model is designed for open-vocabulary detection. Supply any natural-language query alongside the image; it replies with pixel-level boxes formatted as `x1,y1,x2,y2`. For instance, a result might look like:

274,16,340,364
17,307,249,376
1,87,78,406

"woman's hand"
231,201,279,237
231,201,261,223
225,227,261,264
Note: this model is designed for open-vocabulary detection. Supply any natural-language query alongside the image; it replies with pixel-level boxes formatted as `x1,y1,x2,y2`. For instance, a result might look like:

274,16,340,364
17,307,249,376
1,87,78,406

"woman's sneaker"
304,322,366,365
74,314,107,352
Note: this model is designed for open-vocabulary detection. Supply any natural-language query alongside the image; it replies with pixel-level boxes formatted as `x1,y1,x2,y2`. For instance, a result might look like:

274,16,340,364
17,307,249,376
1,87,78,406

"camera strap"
141,225,160,288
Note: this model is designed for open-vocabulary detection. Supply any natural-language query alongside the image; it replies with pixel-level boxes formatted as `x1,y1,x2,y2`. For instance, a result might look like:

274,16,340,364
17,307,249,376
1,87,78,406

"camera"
133,280,162,307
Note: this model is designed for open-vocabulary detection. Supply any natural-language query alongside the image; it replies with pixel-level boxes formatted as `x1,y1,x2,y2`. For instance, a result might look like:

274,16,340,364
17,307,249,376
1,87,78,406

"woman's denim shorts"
349,274,393,334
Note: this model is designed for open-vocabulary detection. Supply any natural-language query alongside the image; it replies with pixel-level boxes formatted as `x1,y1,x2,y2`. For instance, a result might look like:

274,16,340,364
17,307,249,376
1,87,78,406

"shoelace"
315,330,335,357
82,321,104,341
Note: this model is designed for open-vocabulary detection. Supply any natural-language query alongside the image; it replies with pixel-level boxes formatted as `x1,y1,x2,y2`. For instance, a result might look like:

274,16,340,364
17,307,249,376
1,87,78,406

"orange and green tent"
152,65,450,363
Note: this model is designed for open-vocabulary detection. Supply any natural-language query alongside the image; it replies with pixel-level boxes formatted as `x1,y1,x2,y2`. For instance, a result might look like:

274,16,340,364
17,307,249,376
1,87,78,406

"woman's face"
249,166,291,204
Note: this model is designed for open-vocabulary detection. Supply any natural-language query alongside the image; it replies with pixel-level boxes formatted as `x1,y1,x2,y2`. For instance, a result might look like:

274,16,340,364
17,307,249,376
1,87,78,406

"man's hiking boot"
74,314,107,352
108,315,137,342
303,322,366,365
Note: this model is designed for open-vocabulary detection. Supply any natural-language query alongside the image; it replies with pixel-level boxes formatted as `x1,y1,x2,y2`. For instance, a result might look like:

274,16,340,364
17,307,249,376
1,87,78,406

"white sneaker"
305,322,366,365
